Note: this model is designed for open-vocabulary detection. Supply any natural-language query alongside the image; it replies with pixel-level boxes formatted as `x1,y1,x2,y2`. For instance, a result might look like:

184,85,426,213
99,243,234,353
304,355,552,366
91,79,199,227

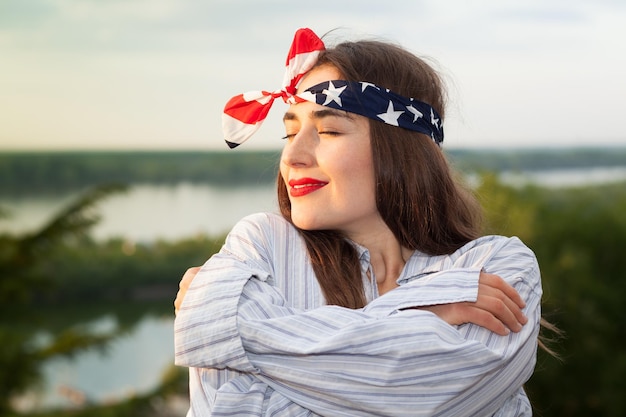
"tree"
476,175,626,417
0,184,126,414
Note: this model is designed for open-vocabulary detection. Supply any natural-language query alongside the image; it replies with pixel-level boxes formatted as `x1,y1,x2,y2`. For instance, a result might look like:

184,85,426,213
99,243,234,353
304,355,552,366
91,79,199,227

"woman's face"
280,65,381,238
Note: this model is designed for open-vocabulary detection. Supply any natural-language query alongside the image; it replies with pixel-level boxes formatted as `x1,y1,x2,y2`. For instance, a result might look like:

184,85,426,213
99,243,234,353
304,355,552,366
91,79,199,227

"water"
0,183,278,242
500,166,626,188
3,168,626,243
13,315,175,411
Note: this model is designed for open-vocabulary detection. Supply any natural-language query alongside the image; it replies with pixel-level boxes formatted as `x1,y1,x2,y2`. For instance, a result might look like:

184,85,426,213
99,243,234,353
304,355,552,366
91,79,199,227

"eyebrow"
283,108,354,122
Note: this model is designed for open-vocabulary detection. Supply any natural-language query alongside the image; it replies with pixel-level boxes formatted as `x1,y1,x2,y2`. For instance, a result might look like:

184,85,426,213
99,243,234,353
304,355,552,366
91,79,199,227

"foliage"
31,235,223,305
0,184,127,306
0,182,225,415
447,146,626,173
0,185,128,414
476,176,626,417
0,151,281,195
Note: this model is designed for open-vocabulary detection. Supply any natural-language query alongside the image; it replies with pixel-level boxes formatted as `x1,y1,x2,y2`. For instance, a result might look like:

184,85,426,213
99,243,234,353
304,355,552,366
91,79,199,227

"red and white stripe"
222,28,325,148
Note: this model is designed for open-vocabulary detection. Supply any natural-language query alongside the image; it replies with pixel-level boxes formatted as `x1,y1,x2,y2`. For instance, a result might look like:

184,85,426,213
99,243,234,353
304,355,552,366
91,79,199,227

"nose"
281,127,316,168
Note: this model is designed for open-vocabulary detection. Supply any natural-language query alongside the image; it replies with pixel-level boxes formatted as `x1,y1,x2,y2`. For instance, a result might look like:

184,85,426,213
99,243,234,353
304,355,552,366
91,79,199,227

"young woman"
174,28,541,416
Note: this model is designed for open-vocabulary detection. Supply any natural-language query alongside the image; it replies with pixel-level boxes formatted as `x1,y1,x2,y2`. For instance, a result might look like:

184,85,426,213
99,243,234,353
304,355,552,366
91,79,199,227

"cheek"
332,151,376,196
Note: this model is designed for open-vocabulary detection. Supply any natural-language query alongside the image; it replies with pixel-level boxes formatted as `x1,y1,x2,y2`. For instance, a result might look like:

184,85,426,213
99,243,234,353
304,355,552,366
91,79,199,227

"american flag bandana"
222,28,444,148
297,80,444,145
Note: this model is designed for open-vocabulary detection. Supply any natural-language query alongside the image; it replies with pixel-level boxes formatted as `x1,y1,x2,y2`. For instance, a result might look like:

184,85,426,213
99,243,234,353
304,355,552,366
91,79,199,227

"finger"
174,287,186,313
175,266,202,314
179,266,202,289
478,275,528,328
174,290,181,314
499,289,528,326
481,294,523,333
476,284,526,332
457,305,510,336
480,272,525,308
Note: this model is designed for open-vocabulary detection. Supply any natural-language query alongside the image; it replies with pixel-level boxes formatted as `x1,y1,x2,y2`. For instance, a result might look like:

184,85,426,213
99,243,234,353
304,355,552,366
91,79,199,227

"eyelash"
281,131,340,140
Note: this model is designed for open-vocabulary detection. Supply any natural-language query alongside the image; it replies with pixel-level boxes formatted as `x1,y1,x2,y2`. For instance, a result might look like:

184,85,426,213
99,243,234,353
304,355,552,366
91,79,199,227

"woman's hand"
416,272,528,336
174,266,201,315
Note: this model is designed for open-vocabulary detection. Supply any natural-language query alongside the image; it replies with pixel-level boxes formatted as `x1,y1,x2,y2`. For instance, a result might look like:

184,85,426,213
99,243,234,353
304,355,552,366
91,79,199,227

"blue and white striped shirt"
175,212,541,416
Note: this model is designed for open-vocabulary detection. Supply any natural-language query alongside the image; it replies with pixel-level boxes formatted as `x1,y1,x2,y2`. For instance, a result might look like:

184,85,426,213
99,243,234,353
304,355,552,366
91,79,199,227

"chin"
290,215,325,231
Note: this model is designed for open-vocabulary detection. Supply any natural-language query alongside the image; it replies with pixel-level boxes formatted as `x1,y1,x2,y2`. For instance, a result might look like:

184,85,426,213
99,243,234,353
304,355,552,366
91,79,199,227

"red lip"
288,178,328,197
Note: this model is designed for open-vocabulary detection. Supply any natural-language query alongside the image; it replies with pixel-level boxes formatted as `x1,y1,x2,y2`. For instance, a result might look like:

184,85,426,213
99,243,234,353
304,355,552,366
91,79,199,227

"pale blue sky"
1,0,625,150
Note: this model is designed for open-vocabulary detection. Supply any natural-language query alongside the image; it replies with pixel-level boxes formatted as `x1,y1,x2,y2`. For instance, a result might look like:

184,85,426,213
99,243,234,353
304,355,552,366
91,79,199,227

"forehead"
296,65,342,94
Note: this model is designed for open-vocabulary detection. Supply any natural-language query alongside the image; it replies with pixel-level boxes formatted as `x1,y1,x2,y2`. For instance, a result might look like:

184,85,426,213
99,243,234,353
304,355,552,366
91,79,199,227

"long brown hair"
278,39,482,308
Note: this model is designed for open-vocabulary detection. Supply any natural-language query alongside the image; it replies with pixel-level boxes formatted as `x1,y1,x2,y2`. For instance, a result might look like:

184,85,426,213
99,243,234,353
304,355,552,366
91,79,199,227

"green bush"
477,176,626,417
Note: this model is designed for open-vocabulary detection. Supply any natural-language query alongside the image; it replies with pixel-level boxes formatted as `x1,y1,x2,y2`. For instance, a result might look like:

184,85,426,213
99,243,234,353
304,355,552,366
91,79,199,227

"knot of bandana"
222,28,444,148
222,28,324,149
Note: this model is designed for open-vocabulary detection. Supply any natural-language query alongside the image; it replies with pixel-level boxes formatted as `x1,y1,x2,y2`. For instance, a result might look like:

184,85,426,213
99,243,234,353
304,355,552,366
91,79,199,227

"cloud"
0,0,625,150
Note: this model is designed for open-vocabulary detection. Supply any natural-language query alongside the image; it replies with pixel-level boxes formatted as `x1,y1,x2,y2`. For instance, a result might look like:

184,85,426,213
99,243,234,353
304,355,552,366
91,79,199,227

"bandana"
296,80,443,144
222,28,444,148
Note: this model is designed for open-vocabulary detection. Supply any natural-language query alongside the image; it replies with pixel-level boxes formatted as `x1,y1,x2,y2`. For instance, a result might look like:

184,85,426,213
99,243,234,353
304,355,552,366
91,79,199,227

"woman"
175,28,541,416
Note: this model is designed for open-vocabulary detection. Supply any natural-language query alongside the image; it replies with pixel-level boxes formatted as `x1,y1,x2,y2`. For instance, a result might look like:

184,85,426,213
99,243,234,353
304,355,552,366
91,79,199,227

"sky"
1,0,625,151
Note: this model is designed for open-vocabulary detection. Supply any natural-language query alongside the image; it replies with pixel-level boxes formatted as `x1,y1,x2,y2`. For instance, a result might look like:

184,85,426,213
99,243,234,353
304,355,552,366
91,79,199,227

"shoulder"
221,213,319,304
223,212,305,264
457,235,541,292
229,212,299,242
414,235,538,274
457,235,537,260
424,235,540,280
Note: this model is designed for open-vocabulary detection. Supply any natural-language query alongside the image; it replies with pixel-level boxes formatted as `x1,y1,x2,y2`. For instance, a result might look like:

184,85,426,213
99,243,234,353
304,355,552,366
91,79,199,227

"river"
3,167,626,243
1,183,278,243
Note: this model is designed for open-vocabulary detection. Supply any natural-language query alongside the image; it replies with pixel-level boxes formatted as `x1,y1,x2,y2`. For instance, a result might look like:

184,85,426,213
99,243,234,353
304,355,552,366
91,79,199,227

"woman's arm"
175,267,526,335
174,213,526,334
176,229,540,416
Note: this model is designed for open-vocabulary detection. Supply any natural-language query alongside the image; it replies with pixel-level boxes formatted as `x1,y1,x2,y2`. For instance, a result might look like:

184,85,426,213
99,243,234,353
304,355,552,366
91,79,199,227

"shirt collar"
350,240,451,286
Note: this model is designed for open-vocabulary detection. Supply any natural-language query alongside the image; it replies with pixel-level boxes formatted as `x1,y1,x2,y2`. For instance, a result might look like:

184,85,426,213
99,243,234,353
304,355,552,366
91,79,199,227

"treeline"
447,146,626,172
0,150,281,195
2,147,626,195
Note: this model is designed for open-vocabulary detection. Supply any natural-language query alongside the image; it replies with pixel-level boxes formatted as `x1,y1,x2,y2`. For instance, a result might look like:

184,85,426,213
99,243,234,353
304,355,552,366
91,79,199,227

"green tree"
476,175,626,417
0,184,126,414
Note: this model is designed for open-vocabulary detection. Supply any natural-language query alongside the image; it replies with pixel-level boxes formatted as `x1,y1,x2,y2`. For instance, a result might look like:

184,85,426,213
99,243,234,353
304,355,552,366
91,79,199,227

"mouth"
288,178,328,197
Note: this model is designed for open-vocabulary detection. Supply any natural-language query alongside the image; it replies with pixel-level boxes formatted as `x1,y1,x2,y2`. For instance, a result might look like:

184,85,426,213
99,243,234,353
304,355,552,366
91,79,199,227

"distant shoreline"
1,147,626,196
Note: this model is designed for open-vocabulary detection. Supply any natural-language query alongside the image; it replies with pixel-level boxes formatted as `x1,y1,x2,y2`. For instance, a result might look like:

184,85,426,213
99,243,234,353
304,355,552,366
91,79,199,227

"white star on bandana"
406,105,424,122
430,108,440,129
360,82,379,92
377,101,404,126
322,81,347,106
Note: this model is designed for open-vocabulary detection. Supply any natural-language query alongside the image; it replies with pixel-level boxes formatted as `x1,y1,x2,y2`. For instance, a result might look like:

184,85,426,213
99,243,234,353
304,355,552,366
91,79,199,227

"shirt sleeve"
176,231,541,417
367,267,482,313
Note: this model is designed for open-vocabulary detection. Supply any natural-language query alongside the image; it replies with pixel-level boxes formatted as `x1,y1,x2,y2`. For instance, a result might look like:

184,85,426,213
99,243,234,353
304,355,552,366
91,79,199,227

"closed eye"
282,131,340,140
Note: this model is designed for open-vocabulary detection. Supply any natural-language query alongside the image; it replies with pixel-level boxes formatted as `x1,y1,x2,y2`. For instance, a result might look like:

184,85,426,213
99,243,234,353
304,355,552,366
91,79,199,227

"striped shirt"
175,212,542,416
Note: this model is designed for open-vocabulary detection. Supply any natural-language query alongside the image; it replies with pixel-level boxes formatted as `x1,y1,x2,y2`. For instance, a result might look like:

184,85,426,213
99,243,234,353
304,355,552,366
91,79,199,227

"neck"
347,220,412,295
